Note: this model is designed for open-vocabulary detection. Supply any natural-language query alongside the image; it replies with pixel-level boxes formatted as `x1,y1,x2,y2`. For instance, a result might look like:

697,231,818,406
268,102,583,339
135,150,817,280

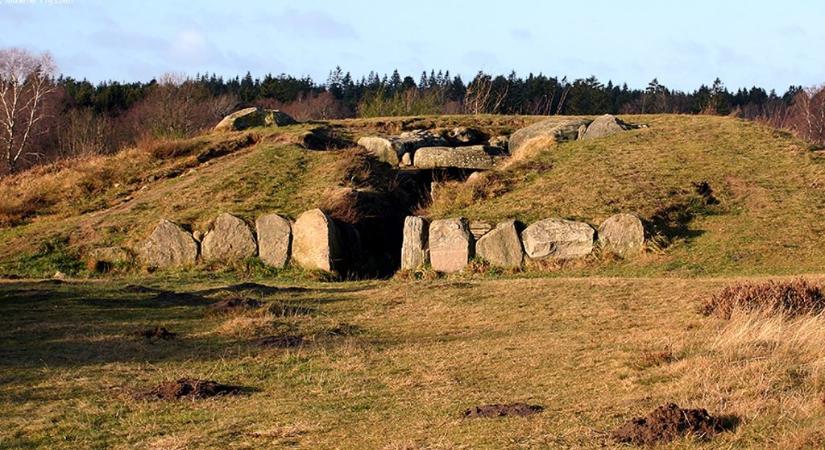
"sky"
1,0,823,92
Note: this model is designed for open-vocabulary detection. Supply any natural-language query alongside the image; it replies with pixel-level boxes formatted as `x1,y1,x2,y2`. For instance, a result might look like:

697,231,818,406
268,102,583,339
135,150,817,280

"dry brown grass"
702,279,825,319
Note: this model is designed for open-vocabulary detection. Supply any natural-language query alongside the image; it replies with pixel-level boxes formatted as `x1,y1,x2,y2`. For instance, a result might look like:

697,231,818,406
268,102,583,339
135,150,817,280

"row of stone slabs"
137,210,643,274
401,214,645,272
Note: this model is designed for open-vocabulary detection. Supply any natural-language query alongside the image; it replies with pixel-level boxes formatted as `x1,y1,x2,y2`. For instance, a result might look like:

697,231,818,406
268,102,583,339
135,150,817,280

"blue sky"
1,0,823,91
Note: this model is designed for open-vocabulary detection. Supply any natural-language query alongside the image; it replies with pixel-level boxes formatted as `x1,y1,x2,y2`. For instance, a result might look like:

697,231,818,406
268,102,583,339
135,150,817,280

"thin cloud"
268,9,357,40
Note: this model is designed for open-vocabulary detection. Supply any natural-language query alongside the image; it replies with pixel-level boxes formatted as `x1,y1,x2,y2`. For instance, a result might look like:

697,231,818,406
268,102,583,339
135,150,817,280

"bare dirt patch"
137,378,242,400
612,403,730,445
139,326,177,340
702,278,825,318
208,296,263,314
258,334,304,348
463,403,544,418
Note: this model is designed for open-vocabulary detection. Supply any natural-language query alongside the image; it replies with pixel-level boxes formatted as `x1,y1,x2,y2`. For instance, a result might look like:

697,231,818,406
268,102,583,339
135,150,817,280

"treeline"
6,64,825,176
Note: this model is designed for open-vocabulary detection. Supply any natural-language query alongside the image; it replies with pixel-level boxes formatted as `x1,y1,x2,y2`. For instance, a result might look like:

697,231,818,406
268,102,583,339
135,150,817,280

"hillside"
0,114,823,278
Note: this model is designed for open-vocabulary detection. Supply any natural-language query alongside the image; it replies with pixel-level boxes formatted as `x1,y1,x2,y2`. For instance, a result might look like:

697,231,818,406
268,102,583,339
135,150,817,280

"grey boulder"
521,218,594,260
214,107,297,131
202,213,258,262
475,220,524,268
139,219,199,268
598,213,645,256
581,114,630,140
256,213,292,268
509,118,591,157
429,218,472,273
413,145,506,170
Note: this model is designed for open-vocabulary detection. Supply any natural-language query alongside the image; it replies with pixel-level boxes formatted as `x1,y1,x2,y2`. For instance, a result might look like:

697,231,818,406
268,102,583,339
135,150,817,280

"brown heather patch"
702,279,825,319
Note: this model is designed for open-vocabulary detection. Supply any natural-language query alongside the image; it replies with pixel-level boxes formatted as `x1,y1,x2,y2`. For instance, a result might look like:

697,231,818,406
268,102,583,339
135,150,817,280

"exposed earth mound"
611,403,728,445
137,378,242,400
208,296,263,314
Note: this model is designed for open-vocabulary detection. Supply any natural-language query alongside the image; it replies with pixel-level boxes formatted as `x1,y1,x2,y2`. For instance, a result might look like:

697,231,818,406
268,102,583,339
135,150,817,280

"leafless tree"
0,48,57,174
463,72,508,115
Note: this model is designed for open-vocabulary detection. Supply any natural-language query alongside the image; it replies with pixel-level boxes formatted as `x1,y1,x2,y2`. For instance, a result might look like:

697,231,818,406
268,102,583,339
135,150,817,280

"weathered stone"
201,213,257,262
139,219,199,268
469,220,493,241
400,152,413,166
86,246,131,271
291,209,342,272
465,171,486,185
447,126,485,145
214,107,297,131
598,213,645,256
509,118,591,157
358,130,446,165
576,124,588,140
521,218,594,260
256,213,292,268
582,114,629,140
488,135,509,150
476,220,524,268
414,145,506,170
429,218,472,273
400,216,428,270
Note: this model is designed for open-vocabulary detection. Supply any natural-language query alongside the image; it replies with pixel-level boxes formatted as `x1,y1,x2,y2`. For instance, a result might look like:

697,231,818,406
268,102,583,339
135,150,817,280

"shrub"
702,279,825,319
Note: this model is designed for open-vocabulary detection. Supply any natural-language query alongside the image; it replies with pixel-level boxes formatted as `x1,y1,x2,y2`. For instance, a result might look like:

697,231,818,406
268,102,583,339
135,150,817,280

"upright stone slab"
476,220,524,268
139,219,198,269
201,213,257,262
429,218,472,273
256,213,292,268
521,218,594,260
401,216,428,270
598,213,645,257
291,209,341,272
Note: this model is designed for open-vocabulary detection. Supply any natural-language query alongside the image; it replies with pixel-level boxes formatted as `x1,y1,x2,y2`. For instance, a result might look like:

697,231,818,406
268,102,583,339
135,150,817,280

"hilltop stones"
509,118,591,157
521,218,595,260
291,209,342,272
598,213,644,256
214,107,297,131
256,213,292,268
139,219,199,268
429,218,472,273
201,213,257,262
357,130,446,165
400,216,428,270
476,220,524,268
582,114,631,140
413,145,506,170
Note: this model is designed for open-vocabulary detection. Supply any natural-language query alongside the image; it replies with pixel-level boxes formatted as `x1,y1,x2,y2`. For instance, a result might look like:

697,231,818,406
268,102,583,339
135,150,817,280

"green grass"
3,276,825,448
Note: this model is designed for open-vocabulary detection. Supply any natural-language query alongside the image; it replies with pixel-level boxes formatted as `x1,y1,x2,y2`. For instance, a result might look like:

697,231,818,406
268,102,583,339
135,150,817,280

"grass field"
3,274,825,449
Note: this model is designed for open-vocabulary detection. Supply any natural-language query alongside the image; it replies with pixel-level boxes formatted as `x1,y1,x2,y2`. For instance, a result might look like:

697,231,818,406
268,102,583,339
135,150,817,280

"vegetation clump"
702,279,825,319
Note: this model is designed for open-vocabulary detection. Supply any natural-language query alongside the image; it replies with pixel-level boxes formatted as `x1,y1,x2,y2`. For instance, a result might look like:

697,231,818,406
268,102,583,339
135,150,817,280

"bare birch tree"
0,48,57,174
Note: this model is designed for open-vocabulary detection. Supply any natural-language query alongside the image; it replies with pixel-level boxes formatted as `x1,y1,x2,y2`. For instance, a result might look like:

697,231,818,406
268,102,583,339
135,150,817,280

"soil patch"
209,296,262,314
463,403,544,418
258,334,304,348
137,378,242,400
139,326,177,340
612,403,729,445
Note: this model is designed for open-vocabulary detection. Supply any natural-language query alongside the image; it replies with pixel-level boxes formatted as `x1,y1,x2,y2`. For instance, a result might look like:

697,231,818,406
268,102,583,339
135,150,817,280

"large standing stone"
139,219,198,268
202,213,258,262
413,145,506,170
291,209,342,272
598,213,645,256
256,213,292,268
582,114,629,140
476,220,524,268
400,216,428,270
521,218,594,260
214,107,296,131
429,218,472,273
508,118,591,157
